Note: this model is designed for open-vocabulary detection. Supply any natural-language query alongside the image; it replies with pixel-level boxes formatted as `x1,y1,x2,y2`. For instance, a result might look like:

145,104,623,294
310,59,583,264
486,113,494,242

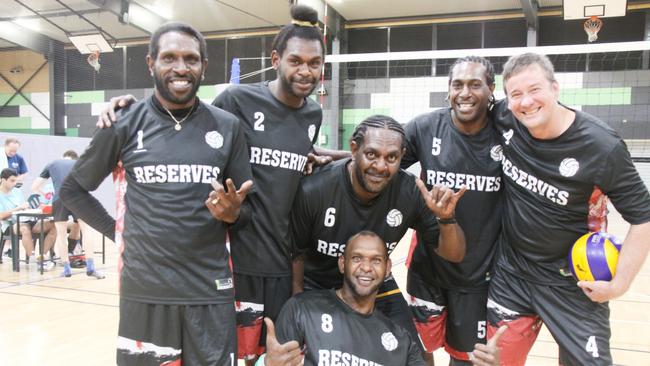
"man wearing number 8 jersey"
401,56,502,365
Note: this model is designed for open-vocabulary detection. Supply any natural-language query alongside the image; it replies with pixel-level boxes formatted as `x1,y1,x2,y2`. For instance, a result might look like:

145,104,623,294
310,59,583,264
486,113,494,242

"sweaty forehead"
158,32,200,54
451,62,487,82
363,128,403,148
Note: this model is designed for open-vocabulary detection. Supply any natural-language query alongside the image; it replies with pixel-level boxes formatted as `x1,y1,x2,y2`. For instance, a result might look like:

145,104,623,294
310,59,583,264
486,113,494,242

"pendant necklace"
163,106,193,131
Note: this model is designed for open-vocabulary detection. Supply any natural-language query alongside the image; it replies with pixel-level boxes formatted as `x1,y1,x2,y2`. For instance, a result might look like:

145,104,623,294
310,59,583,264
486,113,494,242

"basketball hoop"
584,16,603,43
87,50,101,72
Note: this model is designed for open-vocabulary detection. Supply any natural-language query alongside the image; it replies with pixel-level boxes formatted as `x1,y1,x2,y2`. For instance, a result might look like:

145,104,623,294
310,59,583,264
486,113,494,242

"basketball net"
584,16,603,43
87,50,101,72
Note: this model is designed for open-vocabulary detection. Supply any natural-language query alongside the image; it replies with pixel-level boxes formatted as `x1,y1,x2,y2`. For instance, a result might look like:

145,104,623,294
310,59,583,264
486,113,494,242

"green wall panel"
65,91,105,104
560,88,631,105
0,117,31,128
0,93,32,106
341,108,391,125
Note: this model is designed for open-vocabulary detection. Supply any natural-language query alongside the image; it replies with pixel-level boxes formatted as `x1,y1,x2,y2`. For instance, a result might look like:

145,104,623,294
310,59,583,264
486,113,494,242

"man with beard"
60,22,253,365
290,115,467,351
401,56,503,365
95,6,347,364
260,231,505,366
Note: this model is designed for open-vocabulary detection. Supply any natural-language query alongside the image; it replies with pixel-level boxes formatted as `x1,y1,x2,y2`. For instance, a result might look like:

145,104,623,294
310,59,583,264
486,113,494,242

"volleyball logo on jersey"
502,129,514,145
205,131,224,149
559,158,579,177
490,145,504,162
386,209,403,227
381,332,398,351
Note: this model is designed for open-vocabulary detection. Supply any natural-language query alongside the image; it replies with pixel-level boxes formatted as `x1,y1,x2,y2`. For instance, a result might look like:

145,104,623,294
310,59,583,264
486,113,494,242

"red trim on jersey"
444,342,471,361
413,311,446,353
487,316,542,366
160,360,181,366
588,186,608,232
236,320,264,359
405,230,418,269
113,163,127,285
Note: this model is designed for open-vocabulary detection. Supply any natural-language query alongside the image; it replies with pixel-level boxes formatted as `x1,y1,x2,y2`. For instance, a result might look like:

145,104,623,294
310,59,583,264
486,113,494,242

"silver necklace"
163,105,194,131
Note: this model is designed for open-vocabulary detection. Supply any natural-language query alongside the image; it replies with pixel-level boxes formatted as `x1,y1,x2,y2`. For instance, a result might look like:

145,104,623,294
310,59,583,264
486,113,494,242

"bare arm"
31,177,47,196
313,146,351,161
292,254,306,295
578,221,650,302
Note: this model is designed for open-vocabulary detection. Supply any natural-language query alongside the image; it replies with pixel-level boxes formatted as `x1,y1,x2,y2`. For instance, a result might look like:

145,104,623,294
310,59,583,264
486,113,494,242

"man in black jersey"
487,53,650,366
261,231,504,366
401,56,502,365
94,6,349,364
290,115,467,351
60,22,253,365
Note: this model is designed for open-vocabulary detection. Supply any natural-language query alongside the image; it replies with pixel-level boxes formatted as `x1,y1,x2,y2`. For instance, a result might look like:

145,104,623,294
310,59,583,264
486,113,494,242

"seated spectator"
0,168,55,269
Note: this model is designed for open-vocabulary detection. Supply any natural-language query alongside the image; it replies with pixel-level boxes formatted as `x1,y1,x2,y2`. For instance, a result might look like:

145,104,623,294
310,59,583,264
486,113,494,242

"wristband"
255,354,266,366
436,217,457,225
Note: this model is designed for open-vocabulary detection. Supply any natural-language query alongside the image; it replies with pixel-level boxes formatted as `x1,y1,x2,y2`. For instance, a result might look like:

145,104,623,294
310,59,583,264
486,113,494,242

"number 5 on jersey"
431,137,441,156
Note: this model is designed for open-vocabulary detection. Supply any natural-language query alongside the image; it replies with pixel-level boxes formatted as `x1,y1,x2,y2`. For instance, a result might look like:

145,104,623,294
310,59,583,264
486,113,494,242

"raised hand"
263,317,304,366
205,178,253,223
471,324,507,366
96,94,138,128
416,178,466,219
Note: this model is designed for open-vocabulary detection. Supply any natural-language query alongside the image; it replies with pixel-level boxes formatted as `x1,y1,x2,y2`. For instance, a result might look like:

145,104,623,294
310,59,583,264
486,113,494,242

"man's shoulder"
408,108,449,127
300,159,347,191
200,101,240,125
289,289,334,309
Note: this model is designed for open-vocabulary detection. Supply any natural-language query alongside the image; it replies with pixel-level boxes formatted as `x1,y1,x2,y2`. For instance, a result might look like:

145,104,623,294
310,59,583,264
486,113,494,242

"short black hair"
344,231,388,259
149,21,207,62
350,115,406,149
271,5,326,57
448,55,495,86
1,168,17,180
63,150,78,159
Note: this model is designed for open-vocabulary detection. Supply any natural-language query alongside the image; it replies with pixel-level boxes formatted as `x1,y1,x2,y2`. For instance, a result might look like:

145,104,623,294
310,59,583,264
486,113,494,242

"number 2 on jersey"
321,313,334,333
254,112,265,131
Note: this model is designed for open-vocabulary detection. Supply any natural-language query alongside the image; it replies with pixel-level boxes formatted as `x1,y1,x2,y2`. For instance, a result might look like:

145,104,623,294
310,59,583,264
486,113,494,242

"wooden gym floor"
1,206,648,365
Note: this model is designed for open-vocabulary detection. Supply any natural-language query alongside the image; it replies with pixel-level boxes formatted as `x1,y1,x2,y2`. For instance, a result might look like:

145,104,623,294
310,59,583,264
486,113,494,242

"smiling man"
261,231,503,366
60,22,253,365
488,52,650,365
290,115,466,357
400,56,503,365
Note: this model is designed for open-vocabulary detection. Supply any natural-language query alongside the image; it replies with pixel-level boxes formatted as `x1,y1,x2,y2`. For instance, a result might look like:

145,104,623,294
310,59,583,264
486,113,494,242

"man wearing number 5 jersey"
291,115,466,350
401,56,503,365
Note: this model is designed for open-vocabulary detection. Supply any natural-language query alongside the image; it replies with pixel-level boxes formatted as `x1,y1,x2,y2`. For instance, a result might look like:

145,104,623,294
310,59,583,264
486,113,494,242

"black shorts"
52,199,75,222
234,273,292,360
117,298,236,366
406,270,488,360
487,268,611,366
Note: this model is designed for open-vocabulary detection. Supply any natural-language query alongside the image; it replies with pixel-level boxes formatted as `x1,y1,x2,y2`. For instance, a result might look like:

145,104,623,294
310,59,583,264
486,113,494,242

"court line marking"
0,291,118,307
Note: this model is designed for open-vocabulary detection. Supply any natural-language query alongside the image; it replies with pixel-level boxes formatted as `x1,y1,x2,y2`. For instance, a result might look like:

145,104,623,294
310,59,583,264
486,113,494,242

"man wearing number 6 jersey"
291,115,467,350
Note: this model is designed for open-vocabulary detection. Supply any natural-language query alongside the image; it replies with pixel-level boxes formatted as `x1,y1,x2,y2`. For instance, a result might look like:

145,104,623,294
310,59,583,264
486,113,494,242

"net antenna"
584,16,603,42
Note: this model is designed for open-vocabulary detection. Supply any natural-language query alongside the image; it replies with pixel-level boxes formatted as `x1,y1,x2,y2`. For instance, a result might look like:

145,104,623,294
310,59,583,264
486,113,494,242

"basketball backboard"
563,0,627,20
68,34,114,54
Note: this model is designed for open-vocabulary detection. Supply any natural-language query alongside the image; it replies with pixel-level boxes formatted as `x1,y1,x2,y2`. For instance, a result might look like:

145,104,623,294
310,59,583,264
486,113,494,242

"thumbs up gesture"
263,317,304,366
470,325,507,366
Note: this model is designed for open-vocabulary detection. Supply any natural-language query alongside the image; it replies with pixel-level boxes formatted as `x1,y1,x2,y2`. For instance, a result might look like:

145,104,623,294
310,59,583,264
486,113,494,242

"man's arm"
31,177,48,197
291,254,306,295
415,179,466,262
96,95,138,128
578,221,650,302
60,175,116,241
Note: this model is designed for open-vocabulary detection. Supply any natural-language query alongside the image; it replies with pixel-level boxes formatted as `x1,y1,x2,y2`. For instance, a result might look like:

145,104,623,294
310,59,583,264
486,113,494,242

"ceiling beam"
519,0,538,30
88,0,166,35
0,21,58,54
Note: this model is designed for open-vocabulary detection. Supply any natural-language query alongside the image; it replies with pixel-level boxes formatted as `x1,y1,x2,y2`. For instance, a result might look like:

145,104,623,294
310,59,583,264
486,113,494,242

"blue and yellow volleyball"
568,232,621,281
